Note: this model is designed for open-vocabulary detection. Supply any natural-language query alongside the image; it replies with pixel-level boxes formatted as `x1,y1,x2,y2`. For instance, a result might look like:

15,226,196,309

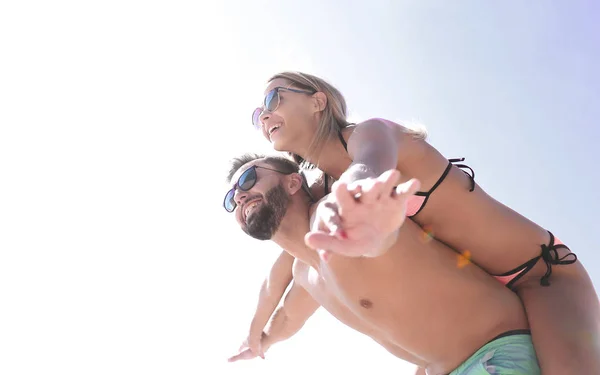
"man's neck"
272,200,320,269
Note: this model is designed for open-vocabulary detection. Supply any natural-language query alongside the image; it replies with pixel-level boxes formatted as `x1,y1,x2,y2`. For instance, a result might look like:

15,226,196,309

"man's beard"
243,184,290,240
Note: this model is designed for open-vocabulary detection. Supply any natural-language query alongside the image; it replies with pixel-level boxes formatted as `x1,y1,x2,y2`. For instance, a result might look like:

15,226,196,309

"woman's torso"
336,122,560,278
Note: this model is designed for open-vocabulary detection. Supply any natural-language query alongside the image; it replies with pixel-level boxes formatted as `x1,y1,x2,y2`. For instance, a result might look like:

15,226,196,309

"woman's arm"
341,118,400,183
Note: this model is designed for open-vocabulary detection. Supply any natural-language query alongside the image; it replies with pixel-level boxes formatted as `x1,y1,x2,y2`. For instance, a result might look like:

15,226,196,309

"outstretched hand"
305,170,420,259
228,334,266,362
228,347,262,362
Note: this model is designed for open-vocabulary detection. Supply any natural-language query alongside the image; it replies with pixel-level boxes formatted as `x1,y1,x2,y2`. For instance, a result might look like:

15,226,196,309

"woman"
240,71,599,374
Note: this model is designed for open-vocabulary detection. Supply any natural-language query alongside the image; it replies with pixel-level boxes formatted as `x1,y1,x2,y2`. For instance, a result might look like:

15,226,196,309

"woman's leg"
515,262,600,375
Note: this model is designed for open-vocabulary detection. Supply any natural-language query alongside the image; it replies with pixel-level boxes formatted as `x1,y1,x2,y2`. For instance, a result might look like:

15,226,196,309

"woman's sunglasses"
223,165,288,213
251,86,316,129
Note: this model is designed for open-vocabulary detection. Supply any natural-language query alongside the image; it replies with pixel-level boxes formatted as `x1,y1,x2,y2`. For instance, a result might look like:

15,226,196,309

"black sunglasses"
223,165,289,213
224,165,316,213
251,86,316,129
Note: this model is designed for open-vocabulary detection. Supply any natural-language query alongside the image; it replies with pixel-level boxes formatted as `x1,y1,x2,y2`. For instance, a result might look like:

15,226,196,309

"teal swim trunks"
449,330,540,374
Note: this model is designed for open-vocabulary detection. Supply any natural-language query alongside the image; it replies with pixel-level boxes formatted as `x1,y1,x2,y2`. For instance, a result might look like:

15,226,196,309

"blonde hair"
268,71,427,168
400,118,428,141
269,71,350,168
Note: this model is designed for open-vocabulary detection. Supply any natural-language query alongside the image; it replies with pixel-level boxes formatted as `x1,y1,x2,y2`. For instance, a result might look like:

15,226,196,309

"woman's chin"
271,140,286,151
270,135,288,151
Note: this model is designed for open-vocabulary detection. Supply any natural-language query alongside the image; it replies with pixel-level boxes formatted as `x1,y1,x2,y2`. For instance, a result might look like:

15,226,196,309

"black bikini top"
323,129,475,218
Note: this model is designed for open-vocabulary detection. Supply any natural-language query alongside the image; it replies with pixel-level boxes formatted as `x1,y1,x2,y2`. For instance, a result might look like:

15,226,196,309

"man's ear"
285,173,304,195
311,91,327,113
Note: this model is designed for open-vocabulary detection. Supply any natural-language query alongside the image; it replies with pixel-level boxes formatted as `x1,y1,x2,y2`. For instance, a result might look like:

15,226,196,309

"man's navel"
359,298,373,309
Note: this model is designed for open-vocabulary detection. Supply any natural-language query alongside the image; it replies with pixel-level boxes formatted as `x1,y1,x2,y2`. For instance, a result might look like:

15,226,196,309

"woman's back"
345,122,553,277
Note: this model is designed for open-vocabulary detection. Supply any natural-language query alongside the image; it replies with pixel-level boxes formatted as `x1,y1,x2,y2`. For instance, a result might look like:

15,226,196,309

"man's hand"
305,170,420,259
244,332,265,359
227,282,319,363
228,333,266,362
228,346,259,362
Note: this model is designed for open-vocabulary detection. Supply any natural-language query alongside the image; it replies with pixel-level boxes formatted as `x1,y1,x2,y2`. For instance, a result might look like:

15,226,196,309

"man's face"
228,161,291,240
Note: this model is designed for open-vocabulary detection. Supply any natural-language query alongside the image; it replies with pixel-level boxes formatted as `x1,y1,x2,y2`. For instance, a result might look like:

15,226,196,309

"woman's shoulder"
341,118,429,158
352,118,428,140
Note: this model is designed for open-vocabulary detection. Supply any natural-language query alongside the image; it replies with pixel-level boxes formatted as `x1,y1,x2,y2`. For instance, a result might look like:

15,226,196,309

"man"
224,153,540,375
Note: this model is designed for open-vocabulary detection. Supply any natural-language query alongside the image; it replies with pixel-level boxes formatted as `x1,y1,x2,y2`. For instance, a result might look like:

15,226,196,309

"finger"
346,181,363,196
250,347,265,360
318,249,333,263
347,183,362,197
248,343,259,356
321,202,347,239
316,202,339,233
250,342,265,359
332,181,357,214
378,170,402,197
322,201,341,220
393,178,421,199
304,231,347,254
354,178,383,204
228,349,255,362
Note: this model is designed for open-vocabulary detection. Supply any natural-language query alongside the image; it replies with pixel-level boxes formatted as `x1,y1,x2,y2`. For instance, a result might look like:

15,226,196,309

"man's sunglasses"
223,165,290,213
251,86,316,129
224,165,316,213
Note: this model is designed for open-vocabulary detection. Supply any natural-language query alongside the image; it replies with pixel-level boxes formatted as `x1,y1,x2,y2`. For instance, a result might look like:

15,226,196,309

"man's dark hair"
225,153,314,202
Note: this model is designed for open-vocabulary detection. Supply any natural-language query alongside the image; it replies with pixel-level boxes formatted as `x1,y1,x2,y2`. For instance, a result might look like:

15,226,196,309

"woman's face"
256,78,318,151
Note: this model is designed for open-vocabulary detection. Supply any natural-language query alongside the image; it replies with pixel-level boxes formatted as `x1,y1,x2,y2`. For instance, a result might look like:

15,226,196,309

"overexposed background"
1,1,598,374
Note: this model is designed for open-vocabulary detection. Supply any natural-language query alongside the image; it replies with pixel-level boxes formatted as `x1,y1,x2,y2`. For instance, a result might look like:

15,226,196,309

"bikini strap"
337,130,348,151
495,256,541,290
421,161,453,197
539,231,578,286
410,158,474,217
299,171,316,203
496,231,578,289
319,130,347,196
449,157,475,192
408,162,453,217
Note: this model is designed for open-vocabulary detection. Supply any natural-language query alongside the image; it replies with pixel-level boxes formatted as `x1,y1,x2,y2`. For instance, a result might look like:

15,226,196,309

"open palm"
306,170,420,258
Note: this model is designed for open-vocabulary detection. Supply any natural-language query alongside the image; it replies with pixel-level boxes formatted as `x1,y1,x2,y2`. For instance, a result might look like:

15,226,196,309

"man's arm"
244,250,294,356
305,171,419,259
229,281,320,362
261,281,320,351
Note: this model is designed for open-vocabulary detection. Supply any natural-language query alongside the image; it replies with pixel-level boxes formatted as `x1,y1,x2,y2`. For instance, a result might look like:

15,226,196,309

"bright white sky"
1,1,598,375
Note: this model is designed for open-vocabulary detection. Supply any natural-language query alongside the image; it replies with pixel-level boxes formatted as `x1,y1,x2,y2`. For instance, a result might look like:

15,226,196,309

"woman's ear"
311,91,327,113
